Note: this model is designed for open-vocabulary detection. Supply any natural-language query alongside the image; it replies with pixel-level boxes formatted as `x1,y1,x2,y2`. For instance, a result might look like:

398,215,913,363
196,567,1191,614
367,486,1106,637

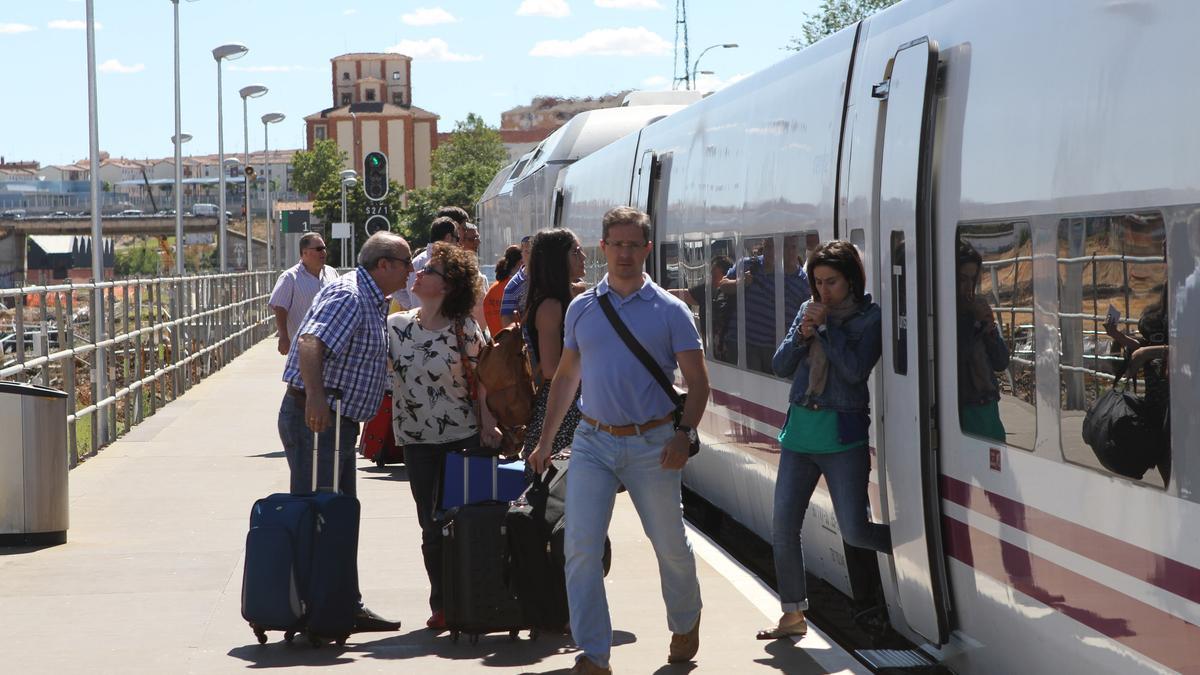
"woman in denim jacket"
757,240,891,640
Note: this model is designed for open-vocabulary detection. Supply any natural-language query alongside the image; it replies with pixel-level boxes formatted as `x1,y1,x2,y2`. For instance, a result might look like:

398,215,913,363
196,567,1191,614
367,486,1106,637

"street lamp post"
261,112,285,269
212,43,248,272
691,43,738,90
170,132,192,266
85,0,108,447
238,84,267,271
339,172,356,269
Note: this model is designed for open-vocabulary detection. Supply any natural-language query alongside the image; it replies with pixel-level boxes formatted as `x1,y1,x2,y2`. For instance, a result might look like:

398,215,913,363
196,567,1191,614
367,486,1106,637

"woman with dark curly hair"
758,239,890,641
387,241,501,630
522,228,587,458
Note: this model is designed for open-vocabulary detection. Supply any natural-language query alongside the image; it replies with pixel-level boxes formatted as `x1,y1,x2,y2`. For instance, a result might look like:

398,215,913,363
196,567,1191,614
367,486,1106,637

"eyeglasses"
385,255,413,267
463,235,480,242
570,246,585,257
305,246,327,252
603,240,647,250
418,267,445,279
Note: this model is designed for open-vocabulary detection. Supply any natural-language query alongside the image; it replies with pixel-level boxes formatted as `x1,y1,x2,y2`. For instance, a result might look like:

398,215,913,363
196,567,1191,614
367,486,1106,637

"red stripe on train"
942,516,1200,674
940,475,1200,607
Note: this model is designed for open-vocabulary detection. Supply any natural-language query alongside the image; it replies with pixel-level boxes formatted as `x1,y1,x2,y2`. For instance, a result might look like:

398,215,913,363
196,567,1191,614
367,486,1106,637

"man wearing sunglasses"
269,232,340,356
397,216,459,310
279,230,414,633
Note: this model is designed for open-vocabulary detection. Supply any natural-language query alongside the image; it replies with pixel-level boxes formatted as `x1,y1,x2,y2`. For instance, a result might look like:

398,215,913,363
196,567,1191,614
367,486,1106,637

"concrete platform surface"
0,340,867,674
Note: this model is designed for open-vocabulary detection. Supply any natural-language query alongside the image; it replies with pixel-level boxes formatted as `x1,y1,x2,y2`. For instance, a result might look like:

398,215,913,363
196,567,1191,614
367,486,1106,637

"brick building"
303,52,439,190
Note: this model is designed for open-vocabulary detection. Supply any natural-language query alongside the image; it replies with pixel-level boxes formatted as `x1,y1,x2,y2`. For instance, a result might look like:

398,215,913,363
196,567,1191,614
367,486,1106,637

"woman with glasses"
522,228,588,459
387,242,501,630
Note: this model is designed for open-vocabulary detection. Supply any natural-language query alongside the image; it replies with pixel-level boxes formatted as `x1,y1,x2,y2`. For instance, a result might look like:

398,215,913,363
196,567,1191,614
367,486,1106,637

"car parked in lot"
116,209,144,217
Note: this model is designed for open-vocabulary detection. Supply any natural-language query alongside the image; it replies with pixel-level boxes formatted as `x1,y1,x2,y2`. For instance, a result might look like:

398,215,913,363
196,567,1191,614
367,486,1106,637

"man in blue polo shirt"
499,235,532,328
529,207,710,675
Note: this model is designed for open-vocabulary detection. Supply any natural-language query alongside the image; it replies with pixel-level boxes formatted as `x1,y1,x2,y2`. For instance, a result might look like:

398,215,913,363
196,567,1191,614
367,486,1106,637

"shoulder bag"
597,294,699,456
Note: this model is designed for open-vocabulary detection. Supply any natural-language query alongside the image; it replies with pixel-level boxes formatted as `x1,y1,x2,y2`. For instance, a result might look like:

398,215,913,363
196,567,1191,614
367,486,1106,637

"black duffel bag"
1081,373,1165,480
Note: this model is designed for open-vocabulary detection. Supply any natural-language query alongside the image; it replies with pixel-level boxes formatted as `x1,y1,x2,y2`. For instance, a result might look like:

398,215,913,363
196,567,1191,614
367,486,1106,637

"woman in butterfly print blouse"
387,242,499,630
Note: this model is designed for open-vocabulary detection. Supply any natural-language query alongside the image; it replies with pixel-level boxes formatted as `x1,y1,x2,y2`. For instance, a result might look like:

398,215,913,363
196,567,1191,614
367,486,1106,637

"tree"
290,139,347,195
427,113,507,213
788,0,901,50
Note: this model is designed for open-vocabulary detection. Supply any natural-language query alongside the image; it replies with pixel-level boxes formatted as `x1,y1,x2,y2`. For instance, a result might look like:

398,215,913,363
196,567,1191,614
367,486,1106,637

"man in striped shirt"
279,231,413,633
268,233,339,356
500,235,532,328
720,237,810,373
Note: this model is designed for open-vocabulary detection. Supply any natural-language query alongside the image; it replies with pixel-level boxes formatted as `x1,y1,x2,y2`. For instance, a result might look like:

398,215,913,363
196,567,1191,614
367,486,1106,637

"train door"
873,37,951,644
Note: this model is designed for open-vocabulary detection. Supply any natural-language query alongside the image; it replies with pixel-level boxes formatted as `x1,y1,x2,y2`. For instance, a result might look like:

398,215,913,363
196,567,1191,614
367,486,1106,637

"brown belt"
582,413,674,437
287,387,307,409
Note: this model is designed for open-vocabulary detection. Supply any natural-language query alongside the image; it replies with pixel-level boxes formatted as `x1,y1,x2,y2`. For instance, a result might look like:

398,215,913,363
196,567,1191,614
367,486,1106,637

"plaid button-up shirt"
282,267,388,422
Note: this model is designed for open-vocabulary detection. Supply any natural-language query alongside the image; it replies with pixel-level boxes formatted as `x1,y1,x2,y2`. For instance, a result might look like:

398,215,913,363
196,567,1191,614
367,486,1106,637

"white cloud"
0,23,36,34
530,26,670,58
343,8,358,15
641,74,670,89
229,64,313,73
695,71,750,93
98,59,144,74
48,19,99,30
517,0,570,18
386,38,481,62
402,7,457,26
596,0,662,8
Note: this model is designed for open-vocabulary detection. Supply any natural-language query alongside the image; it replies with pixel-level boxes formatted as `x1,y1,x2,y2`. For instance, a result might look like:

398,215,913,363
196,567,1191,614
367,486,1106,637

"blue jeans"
772,447,890,612
278,393,360,497
564,421,702,670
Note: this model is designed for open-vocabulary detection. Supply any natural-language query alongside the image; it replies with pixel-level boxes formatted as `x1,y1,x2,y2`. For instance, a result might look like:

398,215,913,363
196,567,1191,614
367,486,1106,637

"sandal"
756,620,808,640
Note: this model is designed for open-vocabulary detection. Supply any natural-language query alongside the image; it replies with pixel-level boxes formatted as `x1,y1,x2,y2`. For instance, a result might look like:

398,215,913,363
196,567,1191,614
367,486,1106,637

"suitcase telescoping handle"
459,453,500,501
310,390,344,494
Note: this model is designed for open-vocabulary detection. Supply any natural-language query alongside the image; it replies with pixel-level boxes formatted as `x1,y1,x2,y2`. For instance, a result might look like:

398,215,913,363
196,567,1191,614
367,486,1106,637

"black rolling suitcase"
505,458,611,637
441,501,526,643
242,397,360,647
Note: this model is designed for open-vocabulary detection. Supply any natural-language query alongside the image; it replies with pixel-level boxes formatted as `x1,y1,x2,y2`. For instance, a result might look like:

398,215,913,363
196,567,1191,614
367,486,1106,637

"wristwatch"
675,424,698,444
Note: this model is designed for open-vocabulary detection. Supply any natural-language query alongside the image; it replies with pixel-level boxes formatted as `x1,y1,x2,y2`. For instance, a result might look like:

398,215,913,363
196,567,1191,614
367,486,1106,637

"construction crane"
672,0,691,90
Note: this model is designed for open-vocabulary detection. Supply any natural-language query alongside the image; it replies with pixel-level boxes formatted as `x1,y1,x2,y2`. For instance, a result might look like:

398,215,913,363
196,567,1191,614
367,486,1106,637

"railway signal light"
363,152,388,201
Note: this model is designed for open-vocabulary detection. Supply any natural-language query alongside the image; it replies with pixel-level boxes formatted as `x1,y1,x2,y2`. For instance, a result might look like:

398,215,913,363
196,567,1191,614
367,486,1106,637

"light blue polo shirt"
564,274,702,426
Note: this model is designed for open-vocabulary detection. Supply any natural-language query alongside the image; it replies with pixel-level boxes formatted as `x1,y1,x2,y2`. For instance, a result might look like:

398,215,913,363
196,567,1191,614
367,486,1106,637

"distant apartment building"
303,52,439,190
499,92,631,132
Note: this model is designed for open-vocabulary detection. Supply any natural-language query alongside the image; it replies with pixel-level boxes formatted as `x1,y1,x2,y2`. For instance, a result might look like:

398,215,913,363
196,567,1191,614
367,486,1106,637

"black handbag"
597,294,700,456
1081,371,1165,480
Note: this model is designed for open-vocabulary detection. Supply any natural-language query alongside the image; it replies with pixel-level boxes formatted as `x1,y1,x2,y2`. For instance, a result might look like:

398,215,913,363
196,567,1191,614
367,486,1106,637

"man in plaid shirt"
279,230,413,632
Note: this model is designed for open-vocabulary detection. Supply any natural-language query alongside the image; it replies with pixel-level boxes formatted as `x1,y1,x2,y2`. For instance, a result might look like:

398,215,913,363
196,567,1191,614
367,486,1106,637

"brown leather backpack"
476,324,535,451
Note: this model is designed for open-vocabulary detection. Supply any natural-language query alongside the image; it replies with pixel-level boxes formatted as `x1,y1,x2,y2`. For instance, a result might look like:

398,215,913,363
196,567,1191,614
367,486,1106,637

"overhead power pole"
672,0,691,91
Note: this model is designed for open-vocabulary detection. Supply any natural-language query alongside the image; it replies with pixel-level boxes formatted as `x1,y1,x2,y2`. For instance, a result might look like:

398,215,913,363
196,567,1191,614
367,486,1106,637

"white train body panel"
481,1,1200,672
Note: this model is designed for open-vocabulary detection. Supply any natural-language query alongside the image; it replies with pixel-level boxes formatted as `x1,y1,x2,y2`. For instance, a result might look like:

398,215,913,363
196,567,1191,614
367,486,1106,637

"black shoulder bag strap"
597,293,699,455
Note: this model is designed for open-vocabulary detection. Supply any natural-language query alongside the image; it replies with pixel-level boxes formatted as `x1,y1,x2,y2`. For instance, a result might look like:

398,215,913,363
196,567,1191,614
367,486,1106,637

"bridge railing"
0,270,278,466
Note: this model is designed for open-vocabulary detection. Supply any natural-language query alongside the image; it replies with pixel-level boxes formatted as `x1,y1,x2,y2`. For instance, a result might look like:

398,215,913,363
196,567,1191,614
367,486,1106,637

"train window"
658,241,681,291
664,239,711,345
732,236,778,374
955,222,1036,451
1057,213,1169,487
890,231,908,375
710,237,737,365
782,233,815,336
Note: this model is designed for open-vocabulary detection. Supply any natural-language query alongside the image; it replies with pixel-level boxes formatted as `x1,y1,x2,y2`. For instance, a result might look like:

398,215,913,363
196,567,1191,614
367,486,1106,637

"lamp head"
212,43,248,61
723,43,739,48
261,112,285,125
172,133,193,145
239,84,268,99
339,169,357,180
342,178,357,188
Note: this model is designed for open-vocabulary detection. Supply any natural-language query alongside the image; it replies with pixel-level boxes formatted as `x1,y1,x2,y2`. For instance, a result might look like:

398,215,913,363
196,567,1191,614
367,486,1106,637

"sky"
0,0,820,167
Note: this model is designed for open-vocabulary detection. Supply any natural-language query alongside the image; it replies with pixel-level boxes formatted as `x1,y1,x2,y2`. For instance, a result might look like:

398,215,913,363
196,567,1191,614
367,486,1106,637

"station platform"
0,340,868,674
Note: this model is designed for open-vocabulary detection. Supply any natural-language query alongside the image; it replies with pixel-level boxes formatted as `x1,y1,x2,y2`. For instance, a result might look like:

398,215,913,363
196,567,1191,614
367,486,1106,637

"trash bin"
0,382,69,546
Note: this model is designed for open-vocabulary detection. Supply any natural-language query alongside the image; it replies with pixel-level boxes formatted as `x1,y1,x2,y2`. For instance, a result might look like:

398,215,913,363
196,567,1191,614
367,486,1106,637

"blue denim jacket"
772,295,882,415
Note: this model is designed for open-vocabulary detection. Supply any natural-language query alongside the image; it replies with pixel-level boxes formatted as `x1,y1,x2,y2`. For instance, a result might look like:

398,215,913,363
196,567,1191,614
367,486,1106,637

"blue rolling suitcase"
439,450,527,512
242,399,361,647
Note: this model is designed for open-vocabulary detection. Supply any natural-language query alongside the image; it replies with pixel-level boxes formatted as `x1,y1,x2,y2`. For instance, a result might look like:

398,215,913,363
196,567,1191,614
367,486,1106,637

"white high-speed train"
480,1,1200,672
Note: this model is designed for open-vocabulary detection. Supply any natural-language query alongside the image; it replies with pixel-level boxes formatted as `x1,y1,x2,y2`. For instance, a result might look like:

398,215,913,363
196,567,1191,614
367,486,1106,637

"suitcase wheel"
336,636,348,647
450,630,460,644
509,629,519,641
252,625,267,645
308,634,324,649
470,633,480,646
284,631,296,644
529,628,539,641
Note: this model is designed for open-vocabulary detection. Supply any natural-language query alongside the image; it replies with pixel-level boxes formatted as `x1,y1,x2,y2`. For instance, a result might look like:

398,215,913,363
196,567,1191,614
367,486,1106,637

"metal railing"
0,270,277,466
